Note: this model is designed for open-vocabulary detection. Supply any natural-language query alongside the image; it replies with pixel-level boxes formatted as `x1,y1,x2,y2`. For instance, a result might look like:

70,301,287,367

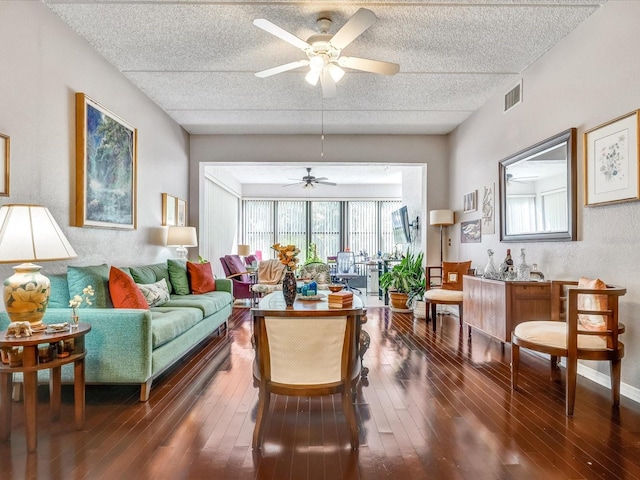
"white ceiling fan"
253,8,400,98
283,168,337,188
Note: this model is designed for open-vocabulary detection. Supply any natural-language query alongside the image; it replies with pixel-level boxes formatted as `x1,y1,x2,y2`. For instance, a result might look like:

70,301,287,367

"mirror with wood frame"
499,128,577,242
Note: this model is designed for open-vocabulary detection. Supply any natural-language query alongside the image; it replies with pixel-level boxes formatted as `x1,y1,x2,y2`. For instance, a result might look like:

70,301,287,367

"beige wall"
448,1,640,396
189,134,449,266
0,1,190,280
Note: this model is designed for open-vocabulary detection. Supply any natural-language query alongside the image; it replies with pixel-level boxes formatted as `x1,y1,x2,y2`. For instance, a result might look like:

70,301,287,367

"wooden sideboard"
463,275,551,343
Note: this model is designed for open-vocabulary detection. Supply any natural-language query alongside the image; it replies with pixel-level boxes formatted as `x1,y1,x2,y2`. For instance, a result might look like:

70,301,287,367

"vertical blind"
243,199,401,262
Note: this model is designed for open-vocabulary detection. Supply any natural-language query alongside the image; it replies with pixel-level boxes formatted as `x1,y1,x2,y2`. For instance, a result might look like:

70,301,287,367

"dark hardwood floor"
3,304,640,479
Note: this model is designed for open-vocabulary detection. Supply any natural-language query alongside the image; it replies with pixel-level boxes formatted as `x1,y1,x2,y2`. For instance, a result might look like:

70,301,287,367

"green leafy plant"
379,249,425,307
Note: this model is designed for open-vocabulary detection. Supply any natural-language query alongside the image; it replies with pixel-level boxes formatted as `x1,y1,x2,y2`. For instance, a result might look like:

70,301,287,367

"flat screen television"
391,206,411,244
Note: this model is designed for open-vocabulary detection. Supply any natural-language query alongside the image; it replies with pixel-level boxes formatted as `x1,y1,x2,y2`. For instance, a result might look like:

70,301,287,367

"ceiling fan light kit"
254,8,399,98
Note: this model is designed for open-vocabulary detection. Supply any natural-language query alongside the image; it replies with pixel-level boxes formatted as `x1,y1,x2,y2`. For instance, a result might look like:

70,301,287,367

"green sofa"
0,261,233,401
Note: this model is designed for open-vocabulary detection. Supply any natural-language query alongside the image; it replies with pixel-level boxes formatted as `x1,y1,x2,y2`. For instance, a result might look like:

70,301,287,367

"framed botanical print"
75,92,137,229
177,198,187,226
584,110,639,206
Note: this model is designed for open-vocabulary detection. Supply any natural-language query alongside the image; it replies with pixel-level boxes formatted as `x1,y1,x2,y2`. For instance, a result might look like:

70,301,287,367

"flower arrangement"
69,285,95,316
272,243,300,271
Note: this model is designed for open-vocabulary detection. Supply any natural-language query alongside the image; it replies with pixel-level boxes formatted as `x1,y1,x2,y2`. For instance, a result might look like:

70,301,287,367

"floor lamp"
429,210,454,265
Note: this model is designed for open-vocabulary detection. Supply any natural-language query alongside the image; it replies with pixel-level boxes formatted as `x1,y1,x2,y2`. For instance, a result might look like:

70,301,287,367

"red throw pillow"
109,266,149,309
441,261,472,291
187,261,217,294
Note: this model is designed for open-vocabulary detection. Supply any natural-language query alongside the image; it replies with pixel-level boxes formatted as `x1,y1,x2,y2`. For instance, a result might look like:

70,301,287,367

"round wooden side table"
0,322,91,452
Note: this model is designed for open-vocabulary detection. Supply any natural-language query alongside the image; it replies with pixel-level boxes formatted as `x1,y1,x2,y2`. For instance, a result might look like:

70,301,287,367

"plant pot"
413,299,427,319
389,291,410,310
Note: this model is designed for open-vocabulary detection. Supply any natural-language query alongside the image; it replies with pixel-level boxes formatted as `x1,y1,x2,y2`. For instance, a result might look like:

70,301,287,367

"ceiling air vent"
504,80,522,113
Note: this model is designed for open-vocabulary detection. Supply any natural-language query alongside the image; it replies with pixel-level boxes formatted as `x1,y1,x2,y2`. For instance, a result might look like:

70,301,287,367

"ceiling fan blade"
313,177,328,181
329,8,376,50
338,56,399,76
255,60,309,78
320,69,337,98
315,181,337,186
282,181,304,187
253,18,311,51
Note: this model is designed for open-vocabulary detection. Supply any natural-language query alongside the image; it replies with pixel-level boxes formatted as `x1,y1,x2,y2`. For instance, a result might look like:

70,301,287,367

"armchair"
512,279,626,416
298,262,331,289
219,254,252,300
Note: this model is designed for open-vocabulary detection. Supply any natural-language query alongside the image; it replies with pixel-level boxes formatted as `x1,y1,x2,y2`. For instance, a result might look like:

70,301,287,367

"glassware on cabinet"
484,249,499,279
516,248,531,281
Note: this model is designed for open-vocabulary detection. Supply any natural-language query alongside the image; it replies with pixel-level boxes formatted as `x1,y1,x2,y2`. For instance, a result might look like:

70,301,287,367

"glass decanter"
484,249,498,279
516,248,531,281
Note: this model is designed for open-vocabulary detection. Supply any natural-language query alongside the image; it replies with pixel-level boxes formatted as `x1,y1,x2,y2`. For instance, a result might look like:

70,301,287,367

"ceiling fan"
253,8,400,98
283,168,337,188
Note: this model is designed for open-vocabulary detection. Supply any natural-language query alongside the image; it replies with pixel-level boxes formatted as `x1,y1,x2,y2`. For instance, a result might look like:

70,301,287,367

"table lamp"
237,244,250,257
429,209,454,265
0,204,77,330
166,226,198,259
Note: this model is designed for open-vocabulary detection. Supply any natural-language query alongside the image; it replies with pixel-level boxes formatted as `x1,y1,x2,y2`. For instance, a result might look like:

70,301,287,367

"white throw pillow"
137,278,171,307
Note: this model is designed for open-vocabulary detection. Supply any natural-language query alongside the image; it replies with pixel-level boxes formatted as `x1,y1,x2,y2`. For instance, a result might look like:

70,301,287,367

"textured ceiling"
45,0,605,137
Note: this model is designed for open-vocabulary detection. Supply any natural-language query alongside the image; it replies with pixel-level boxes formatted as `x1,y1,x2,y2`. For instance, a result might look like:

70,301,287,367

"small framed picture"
0,133,9,196
177,198,187,226
463,190,477,213
162,193,177,226
461,219,481,243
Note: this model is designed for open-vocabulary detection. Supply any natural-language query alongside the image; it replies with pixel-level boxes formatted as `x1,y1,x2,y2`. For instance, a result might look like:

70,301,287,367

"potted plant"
379,250,425,310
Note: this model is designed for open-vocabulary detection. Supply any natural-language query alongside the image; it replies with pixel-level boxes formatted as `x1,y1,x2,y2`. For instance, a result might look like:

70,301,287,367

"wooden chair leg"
611,358,622,408
431,303,437,332
342,388,359,450
458,303,463,327
550,355,561,382
566,356,578,416
511,343,520,391
252,386,270,449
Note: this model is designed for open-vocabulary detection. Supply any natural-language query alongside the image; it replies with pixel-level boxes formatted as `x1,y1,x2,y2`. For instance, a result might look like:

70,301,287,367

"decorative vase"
3,262,50,330
282,270,297,306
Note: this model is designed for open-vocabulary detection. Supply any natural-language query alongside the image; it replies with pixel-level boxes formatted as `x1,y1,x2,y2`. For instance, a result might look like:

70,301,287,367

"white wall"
190,134,448,266
0,2,190,280
449,1,640,394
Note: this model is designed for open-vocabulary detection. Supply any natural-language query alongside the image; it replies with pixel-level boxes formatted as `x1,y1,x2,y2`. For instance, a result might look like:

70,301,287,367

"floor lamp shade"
429,209,454,227
237,245,250,257
0,204,77,328
166,226,198,259
429,209,454,265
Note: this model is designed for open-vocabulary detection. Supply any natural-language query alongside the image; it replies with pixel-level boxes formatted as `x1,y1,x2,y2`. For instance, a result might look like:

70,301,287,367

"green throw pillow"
167,259,190,295
48,274,70,308
129,263,172,294
67,264,112,308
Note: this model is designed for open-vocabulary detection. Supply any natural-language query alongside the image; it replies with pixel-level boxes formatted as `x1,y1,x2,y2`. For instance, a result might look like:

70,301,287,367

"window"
242,199,400,261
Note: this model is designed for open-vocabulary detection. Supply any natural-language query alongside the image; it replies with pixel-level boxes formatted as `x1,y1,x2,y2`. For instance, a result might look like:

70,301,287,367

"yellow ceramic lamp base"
3,262,50,329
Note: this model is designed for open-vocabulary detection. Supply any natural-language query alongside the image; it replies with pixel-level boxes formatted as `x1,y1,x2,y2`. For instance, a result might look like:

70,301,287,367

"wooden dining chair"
511,279,626,416
251,308,362,450
424,261,471,332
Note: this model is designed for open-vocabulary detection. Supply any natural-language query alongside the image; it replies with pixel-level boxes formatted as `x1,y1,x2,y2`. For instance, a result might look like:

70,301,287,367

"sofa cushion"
138,278,171,307
109,267,149,309
167,259,190,295
165,291,232,317
150,306,204,349
187,261,216,294
129,263,173,294
67,264,112,308
48,274,70,308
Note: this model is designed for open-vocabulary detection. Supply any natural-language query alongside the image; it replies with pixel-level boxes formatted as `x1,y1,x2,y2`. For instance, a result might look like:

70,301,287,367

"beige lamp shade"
166,226,198,260
166,226,198,247
237,244,250,256
429,209,454,226
0,204,77,329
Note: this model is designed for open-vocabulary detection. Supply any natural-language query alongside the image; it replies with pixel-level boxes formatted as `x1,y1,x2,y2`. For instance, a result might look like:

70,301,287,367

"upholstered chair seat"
424,289,463,303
